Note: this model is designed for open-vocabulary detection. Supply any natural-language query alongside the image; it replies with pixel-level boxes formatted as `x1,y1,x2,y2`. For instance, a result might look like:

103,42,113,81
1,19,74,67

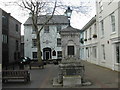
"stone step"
53,77,62,87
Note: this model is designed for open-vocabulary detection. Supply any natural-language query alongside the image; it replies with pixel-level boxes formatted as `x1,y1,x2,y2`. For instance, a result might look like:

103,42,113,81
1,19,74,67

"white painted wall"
82,1,120,71
82,19,99,64
97,1,120,71
24,24,68,60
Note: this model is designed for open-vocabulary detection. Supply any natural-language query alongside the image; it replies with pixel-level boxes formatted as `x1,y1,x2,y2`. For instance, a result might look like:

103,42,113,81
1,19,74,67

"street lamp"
64,6,72,26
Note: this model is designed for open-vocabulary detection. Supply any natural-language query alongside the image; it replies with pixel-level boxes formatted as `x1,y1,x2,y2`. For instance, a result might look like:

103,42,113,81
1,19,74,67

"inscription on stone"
66,69,76,75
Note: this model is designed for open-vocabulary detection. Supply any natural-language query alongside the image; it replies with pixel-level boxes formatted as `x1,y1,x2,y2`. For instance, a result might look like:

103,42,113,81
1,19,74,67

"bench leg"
27,77,30,82
42,65,44,69
2,79,7,83
29,65,31,70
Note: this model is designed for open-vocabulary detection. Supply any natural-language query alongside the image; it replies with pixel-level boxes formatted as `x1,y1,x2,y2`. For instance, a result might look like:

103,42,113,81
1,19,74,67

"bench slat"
2,70,30,83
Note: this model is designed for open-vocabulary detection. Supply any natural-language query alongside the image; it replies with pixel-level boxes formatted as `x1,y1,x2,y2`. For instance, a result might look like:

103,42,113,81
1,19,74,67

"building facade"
60,26,80,59
96,0,120,71
81,16,98,65
0,8,21,67
21,35,24,58
81,0,120,71
2,9,9,67
24,15,69,61
9,15,21,64
0,9,2,70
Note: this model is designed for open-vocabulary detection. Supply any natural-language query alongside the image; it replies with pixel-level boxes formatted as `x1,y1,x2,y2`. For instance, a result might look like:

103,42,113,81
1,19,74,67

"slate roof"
60,25,80,32
24,15,69,25
81,15,96,31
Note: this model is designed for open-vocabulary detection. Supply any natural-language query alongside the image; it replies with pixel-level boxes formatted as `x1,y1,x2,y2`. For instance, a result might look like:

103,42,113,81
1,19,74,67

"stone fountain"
53,26,90,87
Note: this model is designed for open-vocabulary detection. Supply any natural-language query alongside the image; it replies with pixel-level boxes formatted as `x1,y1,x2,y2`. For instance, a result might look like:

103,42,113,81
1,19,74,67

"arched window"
52,50,56,56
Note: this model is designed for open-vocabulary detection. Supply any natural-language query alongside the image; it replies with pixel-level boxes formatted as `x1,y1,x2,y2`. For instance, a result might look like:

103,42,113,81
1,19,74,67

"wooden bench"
2,70,30,83
29,61,44,70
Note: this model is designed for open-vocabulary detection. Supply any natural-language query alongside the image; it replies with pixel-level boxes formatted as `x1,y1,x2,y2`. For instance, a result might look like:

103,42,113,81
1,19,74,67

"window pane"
44,26,49,33
93,46,97,58
57,38,61,47
16,24,18,32
116,43,120,63
33,52,37,59
68,46,74,55
53,50,56,56
111,14,115,32
32,39,37,47
101,45,105,60
57,51,62,58
16,40,19,51
101,20,104,36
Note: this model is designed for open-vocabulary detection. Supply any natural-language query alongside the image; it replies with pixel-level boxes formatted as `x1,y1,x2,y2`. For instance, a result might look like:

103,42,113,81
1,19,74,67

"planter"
93,34,97,38
84,39,87,41
29,61,44,69
88,38,92,40
80,38,84,44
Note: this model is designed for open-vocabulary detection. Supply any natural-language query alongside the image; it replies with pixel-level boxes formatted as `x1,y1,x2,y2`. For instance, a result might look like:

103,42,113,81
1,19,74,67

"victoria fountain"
53,7,91,87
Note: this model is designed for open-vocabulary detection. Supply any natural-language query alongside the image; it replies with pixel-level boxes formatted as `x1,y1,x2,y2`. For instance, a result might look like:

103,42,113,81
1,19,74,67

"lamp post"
64,6,72,26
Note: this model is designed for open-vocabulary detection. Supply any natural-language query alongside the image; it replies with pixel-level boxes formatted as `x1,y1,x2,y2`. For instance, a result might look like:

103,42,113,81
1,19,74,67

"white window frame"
99,0,103,13
57,38,61,47
89,27,91,39
100,20,104,37
101,44,105,60
57,51,62,59
32,39,37,47
93,46,97,58
94,23,97,34
111,13,116,32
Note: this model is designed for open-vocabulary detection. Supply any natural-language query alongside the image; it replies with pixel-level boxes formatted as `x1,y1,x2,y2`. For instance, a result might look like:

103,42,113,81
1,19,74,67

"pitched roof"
60,25,80,32
81,15,96,31
24,15,69,25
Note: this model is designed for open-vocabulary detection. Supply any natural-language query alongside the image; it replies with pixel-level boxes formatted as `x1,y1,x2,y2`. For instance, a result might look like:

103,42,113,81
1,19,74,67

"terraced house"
24,15,69,62
81,0,120,71
0,8,21,68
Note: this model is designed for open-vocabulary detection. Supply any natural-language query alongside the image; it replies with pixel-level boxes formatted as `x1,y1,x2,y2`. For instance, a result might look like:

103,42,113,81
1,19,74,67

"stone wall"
61,33,80,59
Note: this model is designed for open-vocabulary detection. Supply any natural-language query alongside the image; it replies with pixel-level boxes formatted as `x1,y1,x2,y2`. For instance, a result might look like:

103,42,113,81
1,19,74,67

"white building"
81,0,120,71
81,16,99,65
96,0,120,71
24,15,69,61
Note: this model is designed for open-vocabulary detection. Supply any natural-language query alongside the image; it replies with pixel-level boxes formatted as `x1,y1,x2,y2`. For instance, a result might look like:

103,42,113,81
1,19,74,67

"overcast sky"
0,0,96,35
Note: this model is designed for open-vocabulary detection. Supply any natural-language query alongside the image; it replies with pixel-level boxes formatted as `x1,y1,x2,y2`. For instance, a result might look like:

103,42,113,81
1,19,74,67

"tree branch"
38,1,57,34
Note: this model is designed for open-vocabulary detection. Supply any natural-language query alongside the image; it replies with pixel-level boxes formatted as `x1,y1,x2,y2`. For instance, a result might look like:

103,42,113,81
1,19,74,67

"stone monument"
53,25,85,87
53,7,91,87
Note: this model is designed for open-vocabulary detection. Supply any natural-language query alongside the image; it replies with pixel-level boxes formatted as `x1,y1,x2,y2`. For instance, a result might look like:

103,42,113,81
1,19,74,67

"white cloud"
0,0,96,35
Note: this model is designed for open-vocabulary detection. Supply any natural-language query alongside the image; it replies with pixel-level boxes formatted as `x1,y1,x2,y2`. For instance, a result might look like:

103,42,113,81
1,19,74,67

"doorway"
67,46,74,55
45,51,50,60
43,47,51,60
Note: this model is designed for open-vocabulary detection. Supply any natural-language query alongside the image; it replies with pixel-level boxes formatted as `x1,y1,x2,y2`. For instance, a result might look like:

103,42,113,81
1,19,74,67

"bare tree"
1,0,93,65
18,0,57,63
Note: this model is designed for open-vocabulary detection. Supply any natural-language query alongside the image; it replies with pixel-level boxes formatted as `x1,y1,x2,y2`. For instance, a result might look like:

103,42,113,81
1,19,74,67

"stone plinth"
63,75,82,87
54,57,85,87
